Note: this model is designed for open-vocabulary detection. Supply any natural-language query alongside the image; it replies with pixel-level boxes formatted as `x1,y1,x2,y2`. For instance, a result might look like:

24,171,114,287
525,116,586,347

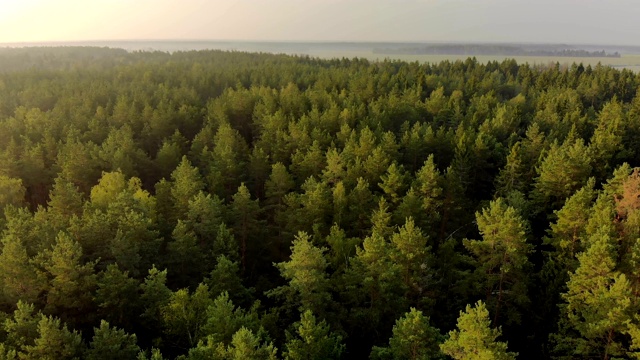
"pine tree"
46,176,84,229
344,232,405,341
206,256,252,306
494,142,526,197
162,284,213,348
284,310,345,360
371,308,442,360
464,199,532,325
187,327,277,360
94,264,139,329
87,320,140,360
0,234,46,306
22,315,84,360
552,233,634,359
207,123,249,199
2,301,41,354
170,156,205,221
201,292,261,345
546,178,597,259
325,224,360,271
186,191,225,256
155,138,183,181
533,137,592,210
389,218,431,303
139,266,172,336
378,162,407,206
42,232,97,324
0,175,26,210
370,198,395,239
230,183,262,271
589,99,627,179
413,154,442,232
440,301,516,360
273,232,331,316
167,220,203,287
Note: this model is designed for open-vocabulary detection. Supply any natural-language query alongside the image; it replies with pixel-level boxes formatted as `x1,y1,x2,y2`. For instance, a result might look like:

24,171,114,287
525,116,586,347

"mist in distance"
1,0,639,46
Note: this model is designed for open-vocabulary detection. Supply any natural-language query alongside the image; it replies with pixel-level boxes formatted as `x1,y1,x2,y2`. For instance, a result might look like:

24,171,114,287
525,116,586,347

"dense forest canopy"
1,46,640,359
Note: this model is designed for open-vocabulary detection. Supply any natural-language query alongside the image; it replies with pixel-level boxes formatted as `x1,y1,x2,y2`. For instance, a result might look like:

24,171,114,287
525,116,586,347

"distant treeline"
374,44,621,57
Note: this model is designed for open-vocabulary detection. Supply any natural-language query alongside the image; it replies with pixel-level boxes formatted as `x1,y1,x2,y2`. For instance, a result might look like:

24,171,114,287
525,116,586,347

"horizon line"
1,39,640,48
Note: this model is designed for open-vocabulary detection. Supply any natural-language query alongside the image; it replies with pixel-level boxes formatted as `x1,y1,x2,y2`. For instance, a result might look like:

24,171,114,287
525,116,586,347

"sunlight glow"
0,0,639,45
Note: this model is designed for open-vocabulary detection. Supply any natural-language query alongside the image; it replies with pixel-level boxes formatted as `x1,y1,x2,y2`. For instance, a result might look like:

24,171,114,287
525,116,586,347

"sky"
0,0,638,45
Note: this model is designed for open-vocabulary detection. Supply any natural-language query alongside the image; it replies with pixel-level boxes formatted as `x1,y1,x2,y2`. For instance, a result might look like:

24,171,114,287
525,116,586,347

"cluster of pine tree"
1,47,640,359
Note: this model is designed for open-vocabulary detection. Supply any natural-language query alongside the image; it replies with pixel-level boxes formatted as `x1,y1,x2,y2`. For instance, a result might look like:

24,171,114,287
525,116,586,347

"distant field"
3,40,640,71
304,50,640,71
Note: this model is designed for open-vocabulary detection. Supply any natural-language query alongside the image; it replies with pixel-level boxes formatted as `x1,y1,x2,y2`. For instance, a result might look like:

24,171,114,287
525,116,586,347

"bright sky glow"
0,0,638,45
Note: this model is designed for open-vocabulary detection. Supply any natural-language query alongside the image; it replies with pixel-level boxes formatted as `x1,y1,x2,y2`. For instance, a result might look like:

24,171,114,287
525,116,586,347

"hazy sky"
1,0,638,45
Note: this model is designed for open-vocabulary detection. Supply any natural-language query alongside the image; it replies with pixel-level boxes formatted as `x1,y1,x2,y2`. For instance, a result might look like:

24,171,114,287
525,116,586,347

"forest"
0,46,640,359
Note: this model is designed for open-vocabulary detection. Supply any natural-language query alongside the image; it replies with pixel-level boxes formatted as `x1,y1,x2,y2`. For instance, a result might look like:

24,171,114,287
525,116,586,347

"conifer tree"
170,156,205,221
43,232,97,324
552,233,634,359
440,301,516,360
371,308,442,360
206,256,252,306
162,284,213,348
230,183,262,271
0,234,46,306
378,162,407,206
0,176,26,211
139,266,172,336
284,310,345,360
87,320,140,360
533,136,592,210
464,199,531,325
95,264,139,328
22,315,84,360
413,154,442,231
2,301,41,354
273,232,331,316
188,327,277,360
201,292,261,346
46,176,84,229
389,218,431,303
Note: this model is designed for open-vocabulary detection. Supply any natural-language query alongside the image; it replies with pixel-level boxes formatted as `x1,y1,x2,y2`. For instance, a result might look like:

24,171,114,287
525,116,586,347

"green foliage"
284,310,344,360
273,232,330,316
22,315,84,360
2,47,640,359
162,283,213,348
201,292,262,346
139,266,172,335
440,301,516,360
464,199,532,325
371,308,442,360
42,232,96,323
187,327,277,360
229,184,262,271
87,320,140,360
0,176,25,210
552,233,634,358
533,137,592,209
170,156,205,220
95,264,140,328
206,256,252,306
0,235,46,306
2,302,41,354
